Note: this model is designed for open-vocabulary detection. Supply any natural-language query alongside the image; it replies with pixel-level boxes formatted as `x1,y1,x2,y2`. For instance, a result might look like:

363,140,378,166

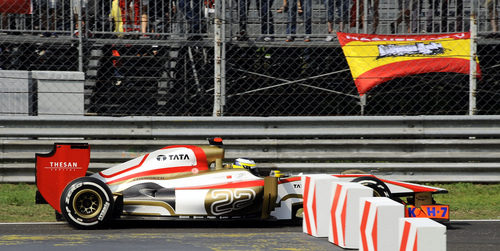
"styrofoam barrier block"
328,182,373,249
302,174,339,237
399,218,446,251
359,197,404,251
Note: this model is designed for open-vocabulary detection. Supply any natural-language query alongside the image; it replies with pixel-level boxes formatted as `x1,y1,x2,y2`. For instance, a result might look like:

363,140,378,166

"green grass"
0,184,55,222
427,183,500,220
0,183,499,222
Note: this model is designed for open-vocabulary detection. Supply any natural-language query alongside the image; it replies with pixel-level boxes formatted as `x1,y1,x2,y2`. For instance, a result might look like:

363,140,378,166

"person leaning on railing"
178,0,203,40
35,0,58,37
285,0,312,42
390,0,419,33
236,0,275,41
276,0,302,14
72,0,88,38
324,0,349,41
488,0,498,32
349,0,379,34
109,0,149,38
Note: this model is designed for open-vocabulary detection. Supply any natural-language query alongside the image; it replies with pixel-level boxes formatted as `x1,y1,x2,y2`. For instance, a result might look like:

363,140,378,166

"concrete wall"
0,70,84,116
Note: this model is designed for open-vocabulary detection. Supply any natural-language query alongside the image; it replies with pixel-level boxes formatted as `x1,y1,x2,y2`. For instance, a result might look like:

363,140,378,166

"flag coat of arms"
337,32,481,96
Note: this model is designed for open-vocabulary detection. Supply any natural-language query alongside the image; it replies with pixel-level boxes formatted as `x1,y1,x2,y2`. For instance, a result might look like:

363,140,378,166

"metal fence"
1,0,500,116
2,115,500,183
1,0,498,36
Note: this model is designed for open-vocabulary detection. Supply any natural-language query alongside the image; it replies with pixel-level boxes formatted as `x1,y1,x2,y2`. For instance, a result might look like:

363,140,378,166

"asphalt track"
0,220,499,251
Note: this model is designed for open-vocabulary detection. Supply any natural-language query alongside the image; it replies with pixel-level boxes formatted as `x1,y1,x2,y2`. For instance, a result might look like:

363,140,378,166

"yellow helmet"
233,158,258,176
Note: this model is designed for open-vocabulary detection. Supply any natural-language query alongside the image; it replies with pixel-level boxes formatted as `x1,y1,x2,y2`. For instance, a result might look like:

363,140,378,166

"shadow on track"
108,218,302,229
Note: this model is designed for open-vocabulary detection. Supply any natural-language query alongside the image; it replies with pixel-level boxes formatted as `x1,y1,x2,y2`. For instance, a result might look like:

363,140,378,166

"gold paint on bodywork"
279,194,302,203
261,176,278,219
204,186,263,216
197,145,224,169
123,201,176,215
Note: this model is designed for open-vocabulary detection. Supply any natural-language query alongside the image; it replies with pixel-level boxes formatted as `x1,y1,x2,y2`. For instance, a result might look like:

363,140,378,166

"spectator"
140,0,149,36
109,0,149,37
72,0,88,37
178,0,203,40
391,0,419,33
487,0,498,32
110,0,124,36
237,0,275,41
276,0,302,15
1,0,32,34
285,0,311,41
325,0,349,41
1,13,9,34
37,0,58,37
150,0,176,35
349,0,379,33
424,0,462,33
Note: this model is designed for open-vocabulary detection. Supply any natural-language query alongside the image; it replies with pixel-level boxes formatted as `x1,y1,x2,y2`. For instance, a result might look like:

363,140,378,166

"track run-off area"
0,220,499,251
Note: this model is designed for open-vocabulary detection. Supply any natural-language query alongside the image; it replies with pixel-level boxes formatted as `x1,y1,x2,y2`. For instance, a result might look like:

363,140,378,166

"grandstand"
1,0,499,116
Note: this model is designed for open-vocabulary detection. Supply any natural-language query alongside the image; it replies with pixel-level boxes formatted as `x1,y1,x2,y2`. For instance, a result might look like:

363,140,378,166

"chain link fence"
1,0,499,116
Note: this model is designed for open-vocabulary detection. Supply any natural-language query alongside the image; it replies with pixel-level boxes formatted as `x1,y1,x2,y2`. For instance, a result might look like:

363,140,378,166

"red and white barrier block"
359,197,404,251
328,182,373,249
302,174,339,237
399,218,446,251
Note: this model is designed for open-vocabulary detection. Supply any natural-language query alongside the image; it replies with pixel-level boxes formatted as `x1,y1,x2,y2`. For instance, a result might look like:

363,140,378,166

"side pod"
35,143,90,213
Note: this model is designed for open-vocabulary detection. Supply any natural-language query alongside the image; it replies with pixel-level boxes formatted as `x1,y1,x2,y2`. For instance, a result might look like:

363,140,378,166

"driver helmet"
232,158,258,175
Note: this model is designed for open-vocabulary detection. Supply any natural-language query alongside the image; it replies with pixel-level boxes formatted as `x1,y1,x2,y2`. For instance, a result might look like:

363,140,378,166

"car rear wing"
35,143,90,213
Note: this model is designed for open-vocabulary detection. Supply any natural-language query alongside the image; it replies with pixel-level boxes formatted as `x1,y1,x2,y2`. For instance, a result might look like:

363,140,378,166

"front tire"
60,177,114,229
351,176,392,198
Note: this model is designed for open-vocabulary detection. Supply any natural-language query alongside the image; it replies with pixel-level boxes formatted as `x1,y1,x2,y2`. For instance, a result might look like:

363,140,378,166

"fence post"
469,1,477,115
213,0,226,116
360,95,366,115
78,0,83,72
362,0,368,34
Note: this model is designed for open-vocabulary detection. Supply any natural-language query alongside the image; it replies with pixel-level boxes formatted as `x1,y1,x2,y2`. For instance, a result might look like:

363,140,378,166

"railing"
2,115,500,183
0,0,498,39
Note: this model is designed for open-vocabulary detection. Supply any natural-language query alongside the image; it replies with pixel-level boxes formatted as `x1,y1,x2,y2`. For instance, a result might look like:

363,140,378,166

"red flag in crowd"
0,0,31,14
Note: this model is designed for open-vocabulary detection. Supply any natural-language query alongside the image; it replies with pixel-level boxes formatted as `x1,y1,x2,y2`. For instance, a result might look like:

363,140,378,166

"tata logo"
157,155,167,161
157,154,190,161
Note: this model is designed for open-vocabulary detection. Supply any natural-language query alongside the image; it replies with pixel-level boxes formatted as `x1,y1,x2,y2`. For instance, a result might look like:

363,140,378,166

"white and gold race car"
35,138,449,229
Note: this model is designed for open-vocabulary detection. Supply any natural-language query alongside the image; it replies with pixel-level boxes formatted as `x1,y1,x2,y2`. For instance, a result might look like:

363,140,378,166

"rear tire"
60,177,114,229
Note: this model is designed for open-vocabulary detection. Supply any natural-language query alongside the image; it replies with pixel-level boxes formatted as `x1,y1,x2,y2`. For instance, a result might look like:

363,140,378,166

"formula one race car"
35,138,449,229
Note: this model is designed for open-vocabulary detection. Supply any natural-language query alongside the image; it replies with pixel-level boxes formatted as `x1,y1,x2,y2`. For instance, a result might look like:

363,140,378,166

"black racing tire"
60,177,114,229
291,203,303,225
351,176,393,198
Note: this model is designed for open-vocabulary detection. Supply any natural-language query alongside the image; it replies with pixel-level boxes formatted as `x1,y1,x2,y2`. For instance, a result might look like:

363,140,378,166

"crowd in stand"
0,0,499,42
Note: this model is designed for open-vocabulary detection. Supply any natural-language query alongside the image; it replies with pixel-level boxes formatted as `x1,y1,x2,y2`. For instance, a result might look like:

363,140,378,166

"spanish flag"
337,32,481,96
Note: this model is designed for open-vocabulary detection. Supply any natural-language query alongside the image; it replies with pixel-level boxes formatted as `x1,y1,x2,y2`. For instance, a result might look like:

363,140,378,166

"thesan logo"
45,162,82,171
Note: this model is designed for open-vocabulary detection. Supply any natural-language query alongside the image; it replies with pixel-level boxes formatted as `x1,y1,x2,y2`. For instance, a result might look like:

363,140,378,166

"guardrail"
1,115,500,183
